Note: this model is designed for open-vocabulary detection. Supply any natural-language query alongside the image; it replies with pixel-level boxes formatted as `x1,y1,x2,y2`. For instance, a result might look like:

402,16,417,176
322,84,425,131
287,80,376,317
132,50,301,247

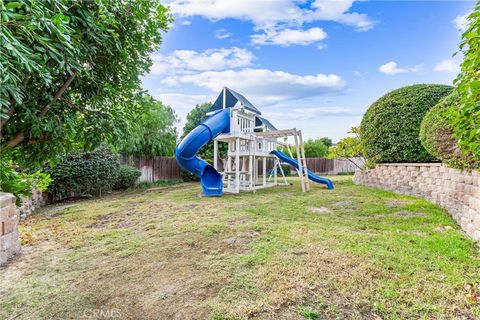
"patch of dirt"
227,217,251,226
386,199,407,208
310,207,333,214
222,231,261,246
87,212,119,228
436,225,454,232
44,204,79,217
116,220,137,229
394,211,426,218
333,200,353,207
182,204,198,211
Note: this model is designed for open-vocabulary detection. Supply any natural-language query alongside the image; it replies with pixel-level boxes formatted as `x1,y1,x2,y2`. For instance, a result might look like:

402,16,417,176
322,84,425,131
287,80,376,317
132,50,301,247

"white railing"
232,110,254,133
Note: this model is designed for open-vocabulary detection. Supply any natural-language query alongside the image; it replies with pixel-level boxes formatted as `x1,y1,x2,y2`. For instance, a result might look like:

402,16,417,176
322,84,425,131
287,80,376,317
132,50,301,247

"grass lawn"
1,176,479,319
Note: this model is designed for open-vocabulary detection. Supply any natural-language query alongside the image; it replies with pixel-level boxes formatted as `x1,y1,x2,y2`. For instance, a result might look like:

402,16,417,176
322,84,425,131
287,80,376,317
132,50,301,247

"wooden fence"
119,155,182,183
120,155,363,183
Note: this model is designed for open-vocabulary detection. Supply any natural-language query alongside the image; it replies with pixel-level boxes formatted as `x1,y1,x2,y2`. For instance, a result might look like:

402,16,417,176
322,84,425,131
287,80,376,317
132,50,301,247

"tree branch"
6,132,24,148
4,73,76,148
345,157,363,170
39,72,76,116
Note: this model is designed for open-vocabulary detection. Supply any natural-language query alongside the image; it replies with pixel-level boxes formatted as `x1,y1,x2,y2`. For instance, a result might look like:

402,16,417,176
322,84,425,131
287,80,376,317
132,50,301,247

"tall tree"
182,102,213,138
116,94,178,156
0,0,172,166
303,138,330,157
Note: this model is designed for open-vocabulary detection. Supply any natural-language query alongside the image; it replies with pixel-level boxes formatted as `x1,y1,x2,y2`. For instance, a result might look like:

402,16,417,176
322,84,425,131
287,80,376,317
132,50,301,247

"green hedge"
47,145,120,201
114,165,141,190
420,92,479,169
360,84,453,163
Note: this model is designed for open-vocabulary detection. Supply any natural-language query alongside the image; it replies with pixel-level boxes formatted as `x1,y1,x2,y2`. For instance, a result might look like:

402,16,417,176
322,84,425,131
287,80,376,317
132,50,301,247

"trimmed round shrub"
420,92,480,169
114,165,141,190
360,84,453,163
47,145,120,201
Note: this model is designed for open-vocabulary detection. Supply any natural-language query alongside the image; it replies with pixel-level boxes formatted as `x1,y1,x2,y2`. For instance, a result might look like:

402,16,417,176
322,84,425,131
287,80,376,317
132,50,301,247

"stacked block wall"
353,163,480,241
0,192,20,266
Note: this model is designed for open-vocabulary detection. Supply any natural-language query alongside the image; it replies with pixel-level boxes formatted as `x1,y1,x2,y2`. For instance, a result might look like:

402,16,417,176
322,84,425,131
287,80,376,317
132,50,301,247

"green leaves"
1,0,173,167
360,84,453,164
452,2,480,161
45,144,120,201
0,155,52,205
5,2,24,10
115,93,178,157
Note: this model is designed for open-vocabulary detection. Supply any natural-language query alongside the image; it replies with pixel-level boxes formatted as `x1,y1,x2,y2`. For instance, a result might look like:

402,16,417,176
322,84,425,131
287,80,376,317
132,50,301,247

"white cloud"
306,0,375,31
378,61,420,75
180,20,192,25
215,28,231,39
149,47,255,75
165,0,375,47
453,11,471,32
264,106,355,122
161,68,345,104
434,59,460,73
354,71,368,77
251,27,327,46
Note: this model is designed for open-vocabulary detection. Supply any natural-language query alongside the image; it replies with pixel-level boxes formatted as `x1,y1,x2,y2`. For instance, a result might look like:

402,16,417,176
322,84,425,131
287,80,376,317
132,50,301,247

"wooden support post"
298,130,310,191
262,156,267,186
235,138,240,193
213,140,218,170
274,160,278,185
294,129,306,192
249,152,253,190
253,155,257,192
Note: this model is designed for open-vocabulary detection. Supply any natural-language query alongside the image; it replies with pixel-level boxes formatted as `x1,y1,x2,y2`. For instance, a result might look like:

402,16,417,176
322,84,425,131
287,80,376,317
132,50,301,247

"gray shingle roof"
209,87,262,115
255,116,277,131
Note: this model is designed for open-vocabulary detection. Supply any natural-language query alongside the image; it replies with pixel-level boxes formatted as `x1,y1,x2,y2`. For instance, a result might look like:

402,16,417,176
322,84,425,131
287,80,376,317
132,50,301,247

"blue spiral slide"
271,150,334,189
175,109,230,196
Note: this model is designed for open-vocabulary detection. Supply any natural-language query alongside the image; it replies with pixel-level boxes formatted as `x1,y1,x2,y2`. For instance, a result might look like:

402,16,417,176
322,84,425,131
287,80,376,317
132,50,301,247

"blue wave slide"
271,150,334,189
175,109,230,196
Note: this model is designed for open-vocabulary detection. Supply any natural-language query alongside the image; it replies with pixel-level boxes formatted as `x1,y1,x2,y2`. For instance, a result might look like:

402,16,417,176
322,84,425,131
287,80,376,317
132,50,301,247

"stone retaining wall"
353,163,480,241
18,188,47,219
0,192,20,266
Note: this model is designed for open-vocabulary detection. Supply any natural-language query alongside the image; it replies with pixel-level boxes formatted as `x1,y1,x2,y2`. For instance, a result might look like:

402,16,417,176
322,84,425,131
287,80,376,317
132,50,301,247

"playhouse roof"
210,87,262,115
255,116,277,131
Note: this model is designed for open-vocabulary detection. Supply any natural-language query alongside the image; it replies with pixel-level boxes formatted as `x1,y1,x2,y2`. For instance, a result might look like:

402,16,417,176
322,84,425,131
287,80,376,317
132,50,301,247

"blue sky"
141,0,475,142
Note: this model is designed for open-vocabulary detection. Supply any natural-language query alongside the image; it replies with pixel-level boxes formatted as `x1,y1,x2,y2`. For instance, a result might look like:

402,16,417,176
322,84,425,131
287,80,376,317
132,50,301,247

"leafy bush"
114,165,141,190
420,93,479,169
0,158,51,205
46,145,120,201
360,84,453,163
452,4,480,160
